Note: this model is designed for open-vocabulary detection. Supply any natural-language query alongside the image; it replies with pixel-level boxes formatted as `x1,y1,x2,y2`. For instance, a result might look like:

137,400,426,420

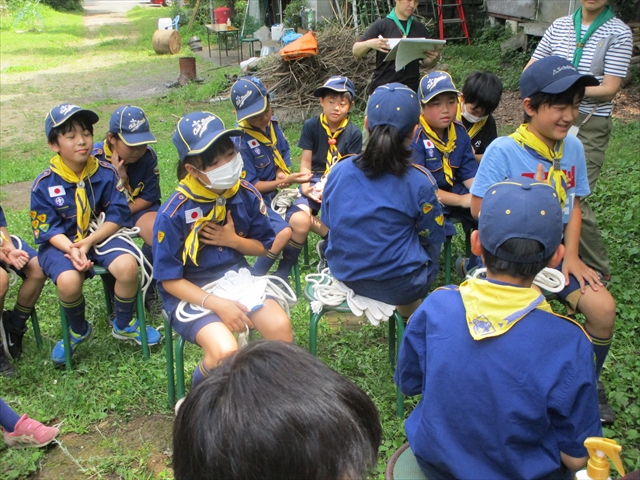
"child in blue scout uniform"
92,106,161,312
0,205,47,367
297,76,362,245
410,71,477,239
153,112,293,389
31,104,161,365
470,56,617,424
458,71,503,162
396,178,601,479
322,83,445,317
231,76,313,281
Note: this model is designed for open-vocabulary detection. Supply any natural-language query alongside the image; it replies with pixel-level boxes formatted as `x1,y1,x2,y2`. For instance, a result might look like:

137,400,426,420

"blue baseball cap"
109,105,156,146
479,177,563,263
45,104,99,138
313,76,356,99
172,112,242,162
367,83,420,137
520,56,599,99
418,71,459,104
231,77,269,123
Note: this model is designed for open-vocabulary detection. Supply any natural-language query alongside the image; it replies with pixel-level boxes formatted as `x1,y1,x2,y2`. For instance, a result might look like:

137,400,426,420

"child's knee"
0,269,8,297
56,270,84,299
289,211,311,234
579,288,616,332
25,258,46,282
109,254,139,281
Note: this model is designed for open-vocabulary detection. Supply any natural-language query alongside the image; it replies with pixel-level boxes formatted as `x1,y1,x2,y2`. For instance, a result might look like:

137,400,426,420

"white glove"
212,268,267,311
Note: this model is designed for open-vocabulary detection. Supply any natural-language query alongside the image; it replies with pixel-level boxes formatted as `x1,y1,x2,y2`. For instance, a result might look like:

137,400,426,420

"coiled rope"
270,188,301,219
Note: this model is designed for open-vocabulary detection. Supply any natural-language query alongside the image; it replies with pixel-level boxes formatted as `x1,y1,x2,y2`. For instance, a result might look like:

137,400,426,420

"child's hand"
65,245,94,272
110,150,128,184
199,211,238,248
212,297,254,333
284,171,313,186
561,255,603,293
457,193,472,209
6,249,29,271
534,164,545,182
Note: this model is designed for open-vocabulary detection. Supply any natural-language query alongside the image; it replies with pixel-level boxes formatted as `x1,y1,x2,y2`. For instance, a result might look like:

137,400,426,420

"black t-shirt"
359,17,429,94
461,114,498,155
298,116,363,172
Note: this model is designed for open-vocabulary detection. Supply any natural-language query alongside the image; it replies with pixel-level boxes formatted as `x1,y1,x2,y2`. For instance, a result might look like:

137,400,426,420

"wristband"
201,293,212,308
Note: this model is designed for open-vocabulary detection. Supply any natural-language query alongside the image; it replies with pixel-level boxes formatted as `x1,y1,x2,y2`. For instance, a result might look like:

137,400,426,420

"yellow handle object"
584,437,625,480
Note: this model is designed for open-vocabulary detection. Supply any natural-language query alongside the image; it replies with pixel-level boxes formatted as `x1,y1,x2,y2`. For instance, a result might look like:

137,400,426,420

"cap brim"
420,88,459,104
119,131,157,147
182,128,243,160
57,109,99,128
539,74,600,96
235,98,268,123
313,86,354,98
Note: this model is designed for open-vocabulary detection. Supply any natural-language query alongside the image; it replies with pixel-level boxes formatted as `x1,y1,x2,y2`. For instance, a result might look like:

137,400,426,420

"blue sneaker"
51,324,93,365
112,318,162,346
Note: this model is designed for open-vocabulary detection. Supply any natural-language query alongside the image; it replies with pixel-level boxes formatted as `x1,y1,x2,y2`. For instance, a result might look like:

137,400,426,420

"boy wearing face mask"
458,72,503,163
153,112,293,394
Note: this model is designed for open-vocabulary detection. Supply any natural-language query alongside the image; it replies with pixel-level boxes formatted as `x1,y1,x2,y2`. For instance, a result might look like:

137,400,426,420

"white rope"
5,235,21,287
471,267,565,293
304,270,395,326
174,268,297,345
270,188,300,219
89,212,153,298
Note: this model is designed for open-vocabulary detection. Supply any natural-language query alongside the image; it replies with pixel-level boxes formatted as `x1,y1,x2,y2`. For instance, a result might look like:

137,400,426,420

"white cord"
5,235,21,287
270,188,300,219
89,212,154,298
304,270,395,326
471,266,565,293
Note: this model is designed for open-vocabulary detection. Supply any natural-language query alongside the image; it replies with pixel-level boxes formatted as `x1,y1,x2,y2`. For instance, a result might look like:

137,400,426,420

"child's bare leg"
135,211,156,247
274,211,311,280
289,210,311,244
192,322,238,387
0,269,8,310
56,270,88,335
576,287,616,379
16,258,46,310
249,299,293,342
298,205,328,237
397,299,423,320
108,254,139,330
254,227,292,276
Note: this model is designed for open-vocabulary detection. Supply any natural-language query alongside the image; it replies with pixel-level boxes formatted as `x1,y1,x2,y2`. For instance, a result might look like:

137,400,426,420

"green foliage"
610,0,640,22
283,0,306,30
40,0,81,11
5,0,43,30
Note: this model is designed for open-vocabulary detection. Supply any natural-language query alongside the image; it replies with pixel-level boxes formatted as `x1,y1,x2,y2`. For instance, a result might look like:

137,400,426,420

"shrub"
41,0,82,11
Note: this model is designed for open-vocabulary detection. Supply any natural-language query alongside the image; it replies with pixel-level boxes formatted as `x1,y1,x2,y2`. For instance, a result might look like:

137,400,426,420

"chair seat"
385,443,428,480
303,279,352,313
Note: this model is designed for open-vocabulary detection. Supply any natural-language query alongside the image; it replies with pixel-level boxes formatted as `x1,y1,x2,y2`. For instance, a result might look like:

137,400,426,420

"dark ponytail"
355,125,412,178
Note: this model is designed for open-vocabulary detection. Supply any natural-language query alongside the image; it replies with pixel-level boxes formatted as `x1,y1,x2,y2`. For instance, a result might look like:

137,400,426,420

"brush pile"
253,23,375,121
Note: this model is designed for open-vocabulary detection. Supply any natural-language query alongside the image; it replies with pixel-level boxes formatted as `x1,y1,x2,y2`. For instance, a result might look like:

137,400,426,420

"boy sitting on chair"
396,178,601,479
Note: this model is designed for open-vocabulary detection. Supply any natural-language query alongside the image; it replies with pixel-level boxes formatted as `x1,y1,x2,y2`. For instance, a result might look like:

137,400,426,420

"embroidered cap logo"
192,115,215,138
59,104,78,115
426,75,447,92
235,90,253,109
128,118,146,132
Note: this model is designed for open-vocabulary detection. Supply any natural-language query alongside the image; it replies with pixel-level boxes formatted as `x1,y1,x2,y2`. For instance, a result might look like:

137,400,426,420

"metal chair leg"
164,316,175,407
292,262,302,298
135,280,150,360
175,335,186,400
444,237,452,285
58,302,72,371
308,310,323,356
31,309,42,349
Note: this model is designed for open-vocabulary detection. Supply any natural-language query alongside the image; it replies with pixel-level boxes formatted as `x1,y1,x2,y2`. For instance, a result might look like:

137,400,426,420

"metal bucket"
188,36,203,52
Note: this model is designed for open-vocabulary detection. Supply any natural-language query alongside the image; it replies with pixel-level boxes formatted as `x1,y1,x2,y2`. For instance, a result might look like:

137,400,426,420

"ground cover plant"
1,4,639,478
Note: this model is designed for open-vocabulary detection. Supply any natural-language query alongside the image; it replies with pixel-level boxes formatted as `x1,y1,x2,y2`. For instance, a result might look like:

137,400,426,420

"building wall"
485,0,578,22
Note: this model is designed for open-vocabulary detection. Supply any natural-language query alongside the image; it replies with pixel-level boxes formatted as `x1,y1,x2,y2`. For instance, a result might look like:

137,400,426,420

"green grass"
1,11,639,479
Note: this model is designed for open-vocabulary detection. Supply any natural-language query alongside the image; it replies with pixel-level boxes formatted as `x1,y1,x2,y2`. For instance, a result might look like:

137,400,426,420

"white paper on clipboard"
383,38,446,71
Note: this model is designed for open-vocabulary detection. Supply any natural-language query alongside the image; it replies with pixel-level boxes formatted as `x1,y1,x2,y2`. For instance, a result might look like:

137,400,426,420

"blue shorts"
296,173,323,214
38,237,138,284
3,236,37,278
267,206,291,236
170,307,222,344
131,204,159,224
343,246,440,305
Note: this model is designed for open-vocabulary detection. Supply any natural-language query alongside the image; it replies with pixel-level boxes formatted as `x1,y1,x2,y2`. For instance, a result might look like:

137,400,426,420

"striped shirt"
532,15,632,117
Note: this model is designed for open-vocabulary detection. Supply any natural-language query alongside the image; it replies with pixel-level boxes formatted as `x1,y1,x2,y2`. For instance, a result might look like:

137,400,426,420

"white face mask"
461,105,488,124
199,152,243,190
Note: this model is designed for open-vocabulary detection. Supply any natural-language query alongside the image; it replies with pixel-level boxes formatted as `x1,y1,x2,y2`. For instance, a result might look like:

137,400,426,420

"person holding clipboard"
353,0,441,94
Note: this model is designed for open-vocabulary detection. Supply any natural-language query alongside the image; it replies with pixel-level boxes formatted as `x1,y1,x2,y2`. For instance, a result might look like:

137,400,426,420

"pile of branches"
254,23,376,121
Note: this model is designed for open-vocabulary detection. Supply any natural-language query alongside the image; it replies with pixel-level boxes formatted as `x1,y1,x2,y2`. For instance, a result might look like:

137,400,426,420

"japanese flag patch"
248,139,260,149
423,139,435,149
185,207,203,224
48,185,66,197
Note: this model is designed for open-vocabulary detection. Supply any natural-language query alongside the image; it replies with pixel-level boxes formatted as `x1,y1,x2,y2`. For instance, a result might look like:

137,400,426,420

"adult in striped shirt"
525,0,632,282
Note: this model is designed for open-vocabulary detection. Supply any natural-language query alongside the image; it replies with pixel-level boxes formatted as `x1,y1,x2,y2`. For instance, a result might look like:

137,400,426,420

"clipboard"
383,38,446,71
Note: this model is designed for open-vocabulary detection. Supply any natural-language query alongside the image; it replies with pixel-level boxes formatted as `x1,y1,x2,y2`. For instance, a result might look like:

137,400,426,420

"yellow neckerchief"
49,154,99,241
419,115,456,186
509,124,569,208
238,120,290,175
102,141,134,203
0,231,6,247
320,114,349,175
456,103,488,140
459,277,553,340
176,174,240,266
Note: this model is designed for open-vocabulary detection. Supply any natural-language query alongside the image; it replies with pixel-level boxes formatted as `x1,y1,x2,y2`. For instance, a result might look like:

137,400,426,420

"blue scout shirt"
395,282,601,479
410,121,477,191
30,160,132,245
322,157,446,282
92,141,161,208
153,180,275,315
297,116,362,174
236,119,291,203
0,206,6,228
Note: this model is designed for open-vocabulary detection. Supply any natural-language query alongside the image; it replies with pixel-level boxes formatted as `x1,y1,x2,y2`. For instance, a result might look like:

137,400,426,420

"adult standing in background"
526,0,632,281
353,0,440,94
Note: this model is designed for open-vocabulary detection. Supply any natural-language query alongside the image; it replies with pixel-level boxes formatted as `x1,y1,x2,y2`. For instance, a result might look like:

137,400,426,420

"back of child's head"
520,56,598,123
107,105,156,147
230,76,270,122
359,83,420,178
418,71,459,105
45,104,99,145
172,111,242,180
313,75,356,103
173,341,381,480
479,177,563,280
462,71,503,115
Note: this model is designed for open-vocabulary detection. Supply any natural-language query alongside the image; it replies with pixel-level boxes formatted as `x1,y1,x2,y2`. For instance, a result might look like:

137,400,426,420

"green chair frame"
384,442,427,480
164,312,186,407
240,35,263,61
57,265,150,370
303,281,406,417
